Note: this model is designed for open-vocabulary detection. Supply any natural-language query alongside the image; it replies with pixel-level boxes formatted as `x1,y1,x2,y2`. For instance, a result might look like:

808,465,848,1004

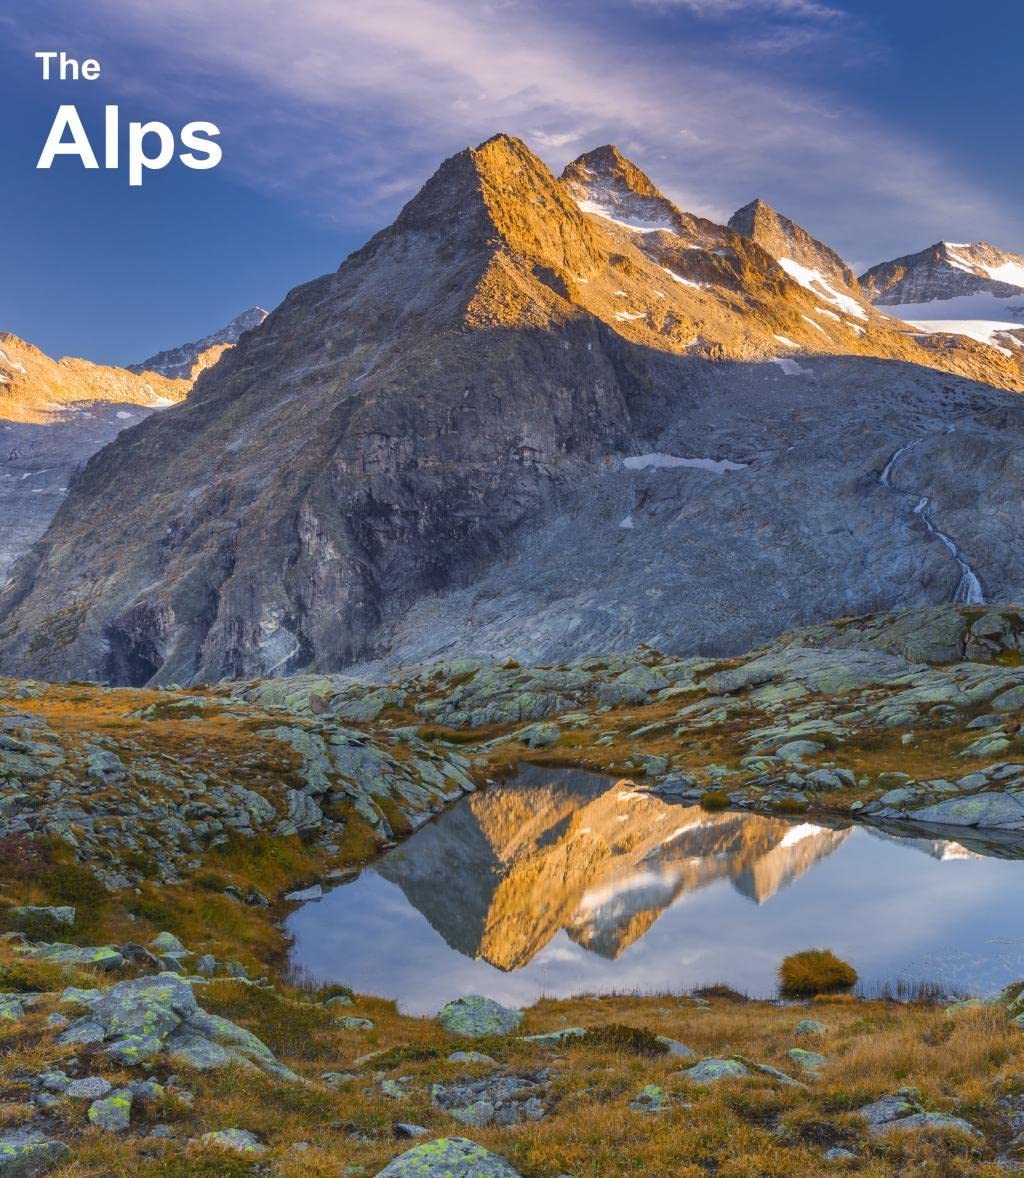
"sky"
1,0,1022,364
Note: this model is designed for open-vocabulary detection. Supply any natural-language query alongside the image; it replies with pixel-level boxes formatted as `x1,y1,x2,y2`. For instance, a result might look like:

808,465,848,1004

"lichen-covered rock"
629,1084,668,1113
437,996,523,1039
375,1137,521,1177
199,1128,267,1154
0,1130,70,1177
26,943,123,971
788,1048,828,1071
10,906,74,927
431,1071,548,1126
682,1058,751,1084
87,1088,132,1132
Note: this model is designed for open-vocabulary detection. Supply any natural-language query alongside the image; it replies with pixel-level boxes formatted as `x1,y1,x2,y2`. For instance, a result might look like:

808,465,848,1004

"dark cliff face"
0,136,642,685
2,135,1023,688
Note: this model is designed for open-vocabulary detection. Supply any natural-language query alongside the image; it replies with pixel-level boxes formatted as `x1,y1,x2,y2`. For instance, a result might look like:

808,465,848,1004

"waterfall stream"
879,437,984,605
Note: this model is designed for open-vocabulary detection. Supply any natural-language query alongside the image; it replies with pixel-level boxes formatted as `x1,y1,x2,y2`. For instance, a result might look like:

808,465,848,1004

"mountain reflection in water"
376,766,850,969
287,765,1024,1013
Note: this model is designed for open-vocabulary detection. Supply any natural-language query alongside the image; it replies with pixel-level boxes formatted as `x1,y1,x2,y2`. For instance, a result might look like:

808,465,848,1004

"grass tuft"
780,949,858,997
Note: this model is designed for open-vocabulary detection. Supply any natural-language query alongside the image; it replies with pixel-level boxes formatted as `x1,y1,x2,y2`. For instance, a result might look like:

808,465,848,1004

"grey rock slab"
198,1128,267,1154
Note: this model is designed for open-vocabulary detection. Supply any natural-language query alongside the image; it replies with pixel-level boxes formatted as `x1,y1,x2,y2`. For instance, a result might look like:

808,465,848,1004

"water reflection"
376,766,850,969
287,765,1024,1013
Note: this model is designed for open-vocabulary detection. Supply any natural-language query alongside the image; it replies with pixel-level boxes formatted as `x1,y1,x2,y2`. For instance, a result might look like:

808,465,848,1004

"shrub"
571,1024,669,1056
699,790,729,812
692,983,748,1003
779,949,858,997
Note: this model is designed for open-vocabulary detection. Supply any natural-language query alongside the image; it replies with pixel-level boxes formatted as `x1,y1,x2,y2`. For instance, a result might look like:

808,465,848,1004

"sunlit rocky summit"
1,134,1023,688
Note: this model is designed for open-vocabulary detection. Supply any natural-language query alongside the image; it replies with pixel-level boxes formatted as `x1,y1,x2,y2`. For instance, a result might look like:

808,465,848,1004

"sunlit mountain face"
376,765,851,971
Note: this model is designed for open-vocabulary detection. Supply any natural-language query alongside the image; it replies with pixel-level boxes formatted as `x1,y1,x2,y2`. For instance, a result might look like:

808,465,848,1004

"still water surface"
287,765,1024,1014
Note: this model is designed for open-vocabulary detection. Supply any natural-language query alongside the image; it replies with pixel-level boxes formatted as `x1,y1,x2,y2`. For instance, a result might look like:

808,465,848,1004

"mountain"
0,334,187,583
127,307,269,380
729,197,864,305
860,241,1024,357
861,240,1024,307
1,134,1024,687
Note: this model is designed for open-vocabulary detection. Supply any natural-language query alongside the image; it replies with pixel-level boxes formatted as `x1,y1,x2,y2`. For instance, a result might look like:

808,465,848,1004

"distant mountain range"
127,307,268,380
1,134,1022,687
0,310,267,582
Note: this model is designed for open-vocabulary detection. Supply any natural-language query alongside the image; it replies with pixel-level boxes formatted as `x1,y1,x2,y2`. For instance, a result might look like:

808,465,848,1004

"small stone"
321,1072,357,1086
823,1146,855,1160
629,1084,668,1113
656,1036,695,1058
335,1016,374,1030
284,884,322,902
67,1076,112,1100
447,1051,496,1065
87,1088,133,1132
199,1128,267,1154
395,1123,429,1139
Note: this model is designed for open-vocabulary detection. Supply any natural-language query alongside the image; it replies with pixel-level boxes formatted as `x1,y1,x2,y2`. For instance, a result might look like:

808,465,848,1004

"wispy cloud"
10,0,1017,265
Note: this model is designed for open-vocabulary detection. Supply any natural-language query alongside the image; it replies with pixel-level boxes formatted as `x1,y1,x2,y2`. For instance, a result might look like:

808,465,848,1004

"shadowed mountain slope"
1,134,1023,686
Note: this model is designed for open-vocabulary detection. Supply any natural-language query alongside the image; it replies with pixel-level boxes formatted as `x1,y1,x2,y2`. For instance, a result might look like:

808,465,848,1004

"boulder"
437,996,523,1039
375,1137,521,1177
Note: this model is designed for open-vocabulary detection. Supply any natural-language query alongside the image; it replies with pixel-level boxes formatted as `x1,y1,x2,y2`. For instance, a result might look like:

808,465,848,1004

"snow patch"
614,310,647,321
801,314,828,335
777,256,868,319
771,357,810,376
575,198,677,235
773,335,798,348
619,514,635,529
660,266,701,289
623,452,747,473
907,319,1020,356
779,823,826,849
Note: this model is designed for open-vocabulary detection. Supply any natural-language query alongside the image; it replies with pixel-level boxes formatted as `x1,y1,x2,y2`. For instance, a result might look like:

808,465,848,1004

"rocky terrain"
0,310,265,585
126,308,268,380
0,603,1022,1173
2,135,1023,687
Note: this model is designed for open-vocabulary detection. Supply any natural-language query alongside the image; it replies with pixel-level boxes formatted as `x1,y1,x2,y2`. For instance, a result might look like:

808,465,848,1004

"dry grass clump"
780,949,858,997
699,790,730,811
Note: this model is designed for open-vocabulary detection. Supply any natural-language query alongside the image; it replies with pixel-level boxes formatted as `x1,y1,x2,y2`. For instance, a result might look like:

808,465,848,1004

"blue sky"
1,0,1022,364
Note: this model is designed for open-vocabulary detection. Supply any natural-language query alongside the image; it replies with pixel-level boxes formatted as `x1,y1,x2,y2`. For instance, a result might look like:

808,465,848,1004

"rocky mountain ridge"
861,241,1024,306
127,307,269,379
1,134,1024,687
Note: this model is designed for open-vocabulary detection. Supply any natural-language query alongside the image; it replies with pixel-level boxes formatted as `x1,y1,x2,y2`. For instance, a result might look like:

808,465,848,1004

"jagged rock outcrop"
127,307,269,379
2,134,1024,686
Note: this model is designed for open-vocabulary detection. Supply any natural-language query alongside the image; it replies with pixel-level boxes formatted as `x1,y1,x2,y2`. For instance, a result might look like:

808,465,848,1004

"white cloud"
13,0,1019,265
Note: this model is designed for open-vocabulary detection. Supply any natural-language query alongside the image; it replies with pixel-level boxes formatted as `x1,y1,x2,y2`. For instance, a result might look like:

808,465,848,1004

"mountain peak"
129,307,269,380
862,239,1024,304
561,145,679,234
729,198,860,297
